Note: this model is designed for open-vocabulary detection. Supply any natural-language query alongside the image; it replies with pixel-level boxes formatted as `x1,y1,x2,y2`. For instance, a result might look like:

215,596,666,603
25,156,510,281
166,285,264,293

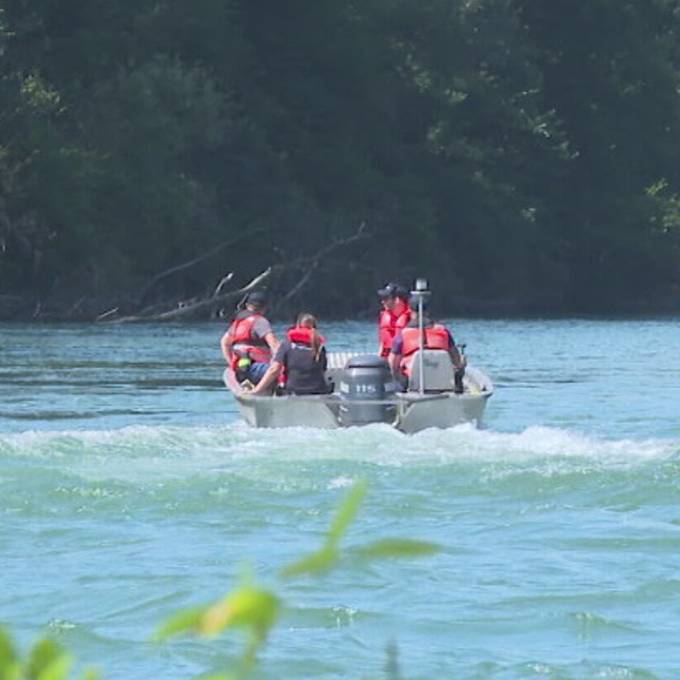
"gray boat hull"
224,353,492,433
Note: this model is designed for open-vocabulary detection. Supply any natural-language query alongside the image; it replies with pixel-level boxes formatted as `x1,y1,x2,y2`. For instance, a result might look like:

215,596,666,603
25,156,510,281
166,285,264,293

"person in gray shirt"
221,291,279,384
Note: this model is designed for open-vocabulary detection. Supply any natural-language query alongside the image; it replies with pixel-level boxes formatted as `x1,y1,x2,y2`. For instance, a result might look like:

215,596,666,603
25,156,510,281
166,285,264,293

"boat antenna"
411,278,431,395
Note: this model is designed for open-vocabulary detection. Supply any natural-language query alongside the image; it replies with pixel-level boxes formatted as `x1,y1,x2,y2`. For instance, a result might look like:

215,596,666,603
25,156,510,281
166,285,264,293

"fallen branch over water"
108,268,273,323
136,228,267,305
102,222,370,323
273,222,367,309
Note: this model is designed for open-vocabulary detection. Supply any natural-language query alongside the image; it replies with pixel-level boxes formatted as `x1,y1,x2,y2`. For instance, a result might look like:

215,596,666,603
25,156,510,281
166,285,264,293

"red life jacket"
286,327,325,346
400,325,450,375
395,306,411,330
227,311,272,370
378,300,412,357
378,312,393,357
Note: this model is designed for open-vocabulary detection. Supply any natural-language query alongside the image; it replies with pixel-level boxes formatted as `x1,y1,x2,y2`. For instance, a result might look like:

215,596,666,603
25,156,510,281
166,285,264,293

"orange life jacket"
378,300,412,357
400,325,450,375
227,311,272,370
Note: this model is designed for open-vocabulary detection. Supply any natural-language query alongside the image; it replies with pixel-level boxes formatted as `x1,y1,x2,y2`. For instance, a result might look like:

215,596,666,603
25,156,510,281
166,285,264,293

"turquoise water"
2,319,680,679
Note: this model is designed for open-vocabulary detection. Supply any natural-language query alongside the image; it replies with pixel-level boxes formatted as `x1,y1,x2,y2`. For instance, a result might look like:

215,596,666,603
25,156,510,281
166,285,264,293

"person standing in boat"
221,290,279,386
377,282,411,357
388,296,465,393
250,313,330,396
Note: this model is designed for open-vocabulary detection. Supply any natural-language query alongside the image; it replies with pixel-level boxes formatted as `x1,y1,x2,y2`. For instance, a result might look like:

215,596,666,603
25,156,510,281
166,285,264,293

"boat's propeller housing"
338,354,397,426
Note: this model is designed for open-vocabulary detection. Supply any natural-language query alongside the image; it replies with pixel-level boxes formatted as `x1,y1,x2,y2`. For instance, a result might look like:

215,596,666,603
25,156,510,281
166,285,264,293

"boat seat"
407,350,456,393
326,352,359,370
325,352,361,390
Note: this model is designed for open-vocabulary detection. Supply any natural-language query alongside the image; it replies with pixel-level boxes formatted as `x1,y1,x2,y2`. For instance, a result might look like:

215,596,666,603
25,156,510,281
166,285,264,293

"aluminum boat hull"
224,353,492,433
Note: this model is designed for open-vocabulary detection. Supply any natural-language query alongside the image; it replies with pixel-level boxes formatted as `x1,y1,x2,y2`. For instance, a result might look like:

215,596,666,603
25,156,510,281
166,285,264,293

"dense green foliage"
2,0,680,319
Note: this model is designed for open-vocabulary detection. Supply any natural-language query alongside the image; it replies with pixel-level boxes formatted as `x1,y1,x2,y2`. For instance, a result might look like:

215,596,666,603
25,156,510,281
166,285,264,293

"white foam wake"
1,422,677,467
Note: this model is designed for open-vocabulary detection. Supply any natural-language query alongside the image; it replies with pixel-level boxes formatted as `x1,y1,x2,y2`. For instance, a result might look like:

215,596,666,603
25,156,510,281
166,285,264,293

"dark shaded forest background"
2,0,680,320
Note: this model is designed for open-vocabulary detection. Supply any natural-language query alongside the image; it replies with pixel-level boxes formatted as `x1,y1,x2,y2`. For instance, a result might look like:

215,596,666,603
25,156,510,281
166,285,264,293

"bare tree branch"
106,222,371,323
213,272,234,297
272,221,368,306
278,262,319,305
96,307,119,321
276,221,368,272
136,227,267,303
108,268,272,323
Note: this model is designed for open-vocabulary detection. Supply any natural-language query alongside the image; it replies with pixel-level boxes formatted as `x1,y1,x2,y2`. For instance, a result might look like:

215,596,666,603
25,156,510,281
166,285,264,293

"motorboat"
222,279,493,433
223,349,493,434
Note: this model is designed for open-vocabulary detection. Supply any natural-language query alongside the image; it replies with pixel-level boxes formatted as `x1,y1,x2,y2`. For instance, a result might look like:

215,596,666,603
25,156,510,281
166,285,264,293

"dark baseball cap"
246,290,267,306
377,282,408,299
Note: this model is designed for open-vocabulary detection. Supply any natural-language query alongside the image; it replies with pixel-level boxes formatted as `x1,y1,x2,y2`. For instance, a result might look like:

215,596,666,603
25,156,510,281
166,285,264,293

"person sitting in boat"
377,282,411,357
250,313,330,396
388,297,465,393
221,290,279,386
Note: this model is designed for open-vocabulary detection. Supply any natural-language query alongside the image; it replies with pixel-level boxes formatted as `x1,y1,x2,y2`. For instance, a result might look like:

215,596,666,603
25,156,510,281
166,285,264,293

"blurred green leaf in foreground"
0,628,99,680
158,481,442,678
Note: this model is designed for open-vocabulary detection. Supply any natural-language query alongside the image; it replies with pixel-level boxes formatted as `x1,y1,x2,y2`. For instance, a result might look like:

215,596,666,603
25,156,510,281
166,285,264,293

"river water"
1,319,680,679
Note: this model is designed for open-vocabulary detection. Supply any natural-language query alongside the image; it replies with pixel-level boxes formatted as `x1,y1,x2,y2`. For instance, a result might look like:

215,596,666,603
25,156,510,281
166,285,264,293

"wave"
2,422,677,524
1,422,677,468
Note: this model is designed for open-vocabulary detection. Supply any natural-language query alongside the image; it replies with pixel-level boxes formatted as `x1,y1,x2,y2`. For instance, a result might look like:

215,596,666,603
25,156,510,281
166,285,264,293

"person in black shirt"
250,313,330,395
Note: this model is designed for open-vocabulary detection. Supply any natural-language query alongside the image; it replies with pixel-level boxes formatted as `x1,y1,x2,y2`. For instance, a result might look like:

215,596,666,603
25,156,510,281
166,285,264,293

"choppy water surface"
1,319,680,679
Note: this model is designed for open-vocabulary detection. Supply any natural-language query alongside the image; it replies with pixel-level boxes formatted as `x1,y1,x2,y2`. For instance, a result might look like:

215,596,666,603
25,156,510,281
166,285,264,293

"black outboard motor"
338,355,397,426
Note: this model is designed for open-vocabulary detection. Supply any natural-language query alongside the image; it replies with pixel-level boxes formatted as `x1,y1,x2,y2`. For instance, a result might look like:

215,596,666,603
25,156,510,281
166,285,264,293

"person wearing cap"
221,291,279,385
377,282,411,358
389,296,465,392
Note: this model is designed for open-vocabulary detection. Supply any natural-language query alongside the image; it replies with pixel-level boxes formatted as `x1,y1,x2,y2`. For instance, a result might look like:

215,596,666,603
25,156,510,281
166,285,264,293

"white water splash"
1,422,677,472
327,476,355,489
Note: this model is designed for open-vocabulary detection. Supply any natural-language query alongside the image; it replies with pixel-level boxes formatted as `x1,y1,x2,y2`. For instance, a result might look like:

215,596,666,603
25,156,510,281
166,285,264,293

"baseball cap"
245,290,267,307
377,282,408,299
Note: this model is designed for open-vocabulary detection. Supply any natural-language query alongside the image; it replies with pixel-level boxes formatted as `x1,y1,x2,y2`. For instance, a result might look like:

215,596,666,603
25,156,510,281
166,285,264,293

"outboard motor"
338,355,397,426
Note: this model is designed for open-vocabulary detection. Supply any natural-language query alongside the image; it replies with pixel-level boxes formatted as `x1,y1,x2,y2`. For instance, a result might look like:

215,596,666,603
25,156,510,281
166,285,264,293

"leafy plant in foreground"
0,628,98,680
156,481,441,679
0,482,438,679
